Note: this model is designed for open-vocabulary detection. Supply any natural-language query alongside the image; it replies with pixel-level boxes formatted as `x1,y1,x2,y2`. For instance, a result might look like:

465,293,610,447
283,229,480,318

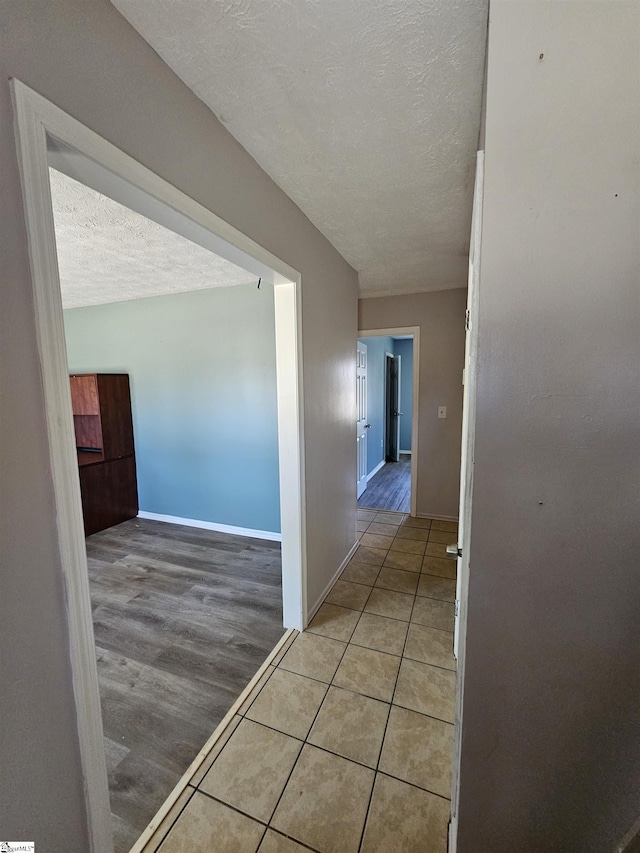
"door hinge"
454,599,460,618
465,309,471,331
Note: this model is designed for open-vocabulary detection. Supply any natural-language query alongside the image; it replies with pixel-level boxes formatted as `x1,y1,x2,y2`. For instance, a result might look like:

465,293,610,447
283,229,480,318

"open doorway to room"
356,332,417,514
13,81,305,853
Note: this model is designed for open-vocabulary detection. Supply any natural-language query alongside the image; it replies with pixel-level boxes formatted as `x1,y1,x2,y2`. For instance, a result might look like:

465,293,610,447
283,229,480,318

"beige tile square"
383,551,423,572
357,519,371,532
404,624,456,671
325,579,371,611
395,526,429,541
351,545,388,567
158,790,264,853
258,830,309,852
279,632,346,683
365,588,414,621
270,631,299,666
341,562,380,586
428,528,457,545
394,659,456,722
238,668,275,716
200,719,301,822
308,685,389,767
400,516,432,529
367,521,400,536
358,509,377,521
360,532,394,551
380,706,454,797
351,612,409,656
190,715,242,786
422,555,456,579
306,602,360,641
272,744,374,853
431,519,458,533
417,574,456,602
425,541,450,558
374,511,407,525
389,537,426,556
144,785,194,850
246,668,327,739
375,567,419,595
333,644,400,702
360,774,450,853
411,596,455,632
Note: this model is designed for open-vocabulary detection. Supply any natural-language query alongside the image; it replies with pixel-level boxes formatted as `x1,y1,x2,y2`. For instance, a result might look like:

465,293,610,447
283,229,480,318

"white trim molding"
10,78,307,852
306,540,359,622
399,449,412,455
366,458,386,482
137,511,282,543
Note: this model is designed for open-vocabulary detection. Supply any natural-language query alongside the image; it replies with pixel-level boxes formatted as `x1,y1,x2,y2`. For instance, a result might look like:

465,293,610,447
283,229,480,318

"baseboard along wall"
137,510,282,542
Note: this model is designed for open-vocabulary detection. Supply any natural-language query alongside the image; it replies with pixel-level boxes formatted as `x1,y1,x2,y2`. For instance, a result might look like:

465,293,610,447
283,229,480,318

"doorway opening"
356,330,419,515
13,80,306,853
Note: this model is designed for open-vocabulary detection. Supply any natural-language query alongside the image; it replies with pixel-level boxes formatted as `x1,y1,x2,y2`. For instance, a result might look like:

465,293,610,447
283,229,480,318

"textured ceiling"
50,169,256,309
111,0,488,296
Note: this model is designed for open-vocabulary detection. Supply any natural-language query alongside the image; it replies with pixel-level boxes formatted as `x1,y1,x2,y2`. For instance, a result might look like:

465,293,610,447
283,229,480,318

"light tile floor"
148,510,458,853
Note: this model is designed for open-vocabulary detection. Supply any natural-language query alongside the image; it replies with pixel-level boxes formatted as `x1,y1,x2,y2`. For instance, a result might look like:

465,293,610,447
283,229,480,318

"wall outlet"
438,406,447,419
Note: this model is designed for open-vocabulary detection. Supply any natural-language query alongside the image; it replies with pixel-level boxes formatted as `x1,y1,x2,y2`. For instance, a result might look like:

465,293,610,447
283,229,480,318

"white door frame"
11,79,307,853
356,340,369,499
357,327,420,517
449,150,484,852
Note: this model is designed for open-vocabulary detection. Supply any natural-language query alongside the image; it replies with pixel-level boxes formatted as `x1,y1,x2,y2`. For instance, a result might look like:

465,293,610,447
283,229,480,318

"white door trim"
449,150,484,853
358,327,420,517
10,78,307,853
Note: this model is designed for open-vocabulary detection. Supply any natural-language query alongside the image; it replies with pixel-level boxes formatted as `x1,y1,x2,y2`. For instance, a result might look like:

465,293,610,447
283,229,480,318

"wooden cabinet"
70,373,138,535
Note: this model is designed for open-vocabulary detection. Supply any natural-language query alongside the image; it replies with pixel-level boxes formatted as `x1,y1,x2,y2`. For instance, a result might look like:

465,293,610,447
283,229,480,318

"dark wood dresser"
70,373,138,536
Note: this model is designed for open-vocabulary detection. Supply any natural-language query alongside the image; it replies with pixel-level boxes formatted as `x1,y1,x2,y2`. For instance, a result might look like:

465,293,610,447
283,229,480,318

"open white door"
356,341,369,498
449,151,484,853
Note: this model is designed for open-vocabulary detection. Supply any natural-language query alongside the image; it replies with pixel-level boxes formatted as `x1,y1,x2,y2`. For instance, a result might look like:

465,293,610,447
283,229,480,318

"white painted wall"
0,1,357,848
457,3,640,850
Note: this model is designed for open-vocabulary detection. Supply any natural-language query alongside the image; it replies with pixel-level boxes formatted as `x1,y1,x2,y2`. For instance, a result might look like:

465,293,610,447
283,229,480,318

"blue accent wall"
358,335,414,476
64,284,280,533
394,338,414,451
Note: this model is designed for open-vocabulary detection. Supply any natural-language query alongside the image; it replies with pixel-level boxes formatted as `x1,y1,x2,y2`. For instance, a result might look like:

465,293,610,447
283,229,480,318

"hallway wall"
0,2,358,847
458,2,640,850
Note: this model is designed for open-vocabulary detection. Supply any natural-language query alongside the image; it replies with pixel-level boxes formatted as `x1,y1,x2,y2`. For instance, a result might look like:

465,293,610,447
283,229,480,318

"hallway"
140,510,457,852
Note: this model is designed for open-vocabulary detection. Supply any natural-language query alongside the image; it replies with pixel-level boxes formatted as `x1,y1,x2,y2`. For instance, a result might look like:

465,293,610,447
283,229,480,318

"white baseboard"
306,539,359,624
416,511,459,523
399,449,412,455
367,458,386,482
137,510,281,542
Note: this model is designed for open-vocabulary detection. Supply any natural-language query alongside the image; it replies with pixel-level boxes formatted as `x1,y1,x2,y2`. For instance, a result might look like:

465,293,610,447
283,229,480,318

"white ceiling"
111,0,488,297
50,168,256,309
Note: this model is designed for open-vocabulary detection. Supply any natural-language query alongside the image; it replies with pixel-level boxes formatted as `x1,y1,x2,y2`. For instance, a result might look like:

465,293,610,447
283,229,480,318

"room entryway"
357,452,411,512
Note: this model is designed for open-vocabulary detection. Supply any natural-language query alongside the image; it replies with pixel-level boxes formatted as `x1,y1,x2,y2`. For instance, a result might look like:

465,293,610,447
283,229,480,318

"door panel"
356,341,368,498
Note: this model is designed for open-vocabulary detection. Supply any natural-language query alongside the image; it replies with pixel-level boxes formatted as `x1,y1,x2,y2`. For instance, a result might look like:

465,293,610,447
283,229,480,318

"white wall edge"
137,511,282,543
367,458,386,482
306,540,359,623
10,78,306,853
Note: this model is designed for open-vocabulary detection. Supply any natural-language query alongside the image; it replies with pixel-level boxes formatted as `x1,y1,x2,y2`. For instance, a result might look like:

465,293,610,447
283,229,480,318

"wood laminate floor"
358,454,411,512
86,517,284,853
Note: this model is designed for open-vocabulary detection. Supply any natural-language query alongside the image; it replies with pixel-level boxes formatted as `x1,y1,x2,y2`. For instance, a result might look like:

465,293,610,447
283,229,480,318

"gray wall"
359,289,467,519
0,1,357,848
64,285,281,533
457,2,640,851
